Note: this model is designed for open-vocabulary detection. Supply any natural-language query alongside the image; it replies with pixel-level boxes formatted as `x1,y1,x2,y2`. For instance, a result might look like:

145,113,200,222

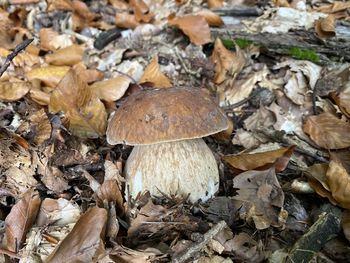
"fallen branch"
0,38,33,78
172,220,227,263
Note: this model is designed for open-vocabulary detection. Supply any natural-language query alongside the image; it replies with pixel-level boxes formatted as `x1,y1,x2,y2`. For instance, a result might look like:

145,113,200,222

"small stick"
172,220,227,263
0,38,34,78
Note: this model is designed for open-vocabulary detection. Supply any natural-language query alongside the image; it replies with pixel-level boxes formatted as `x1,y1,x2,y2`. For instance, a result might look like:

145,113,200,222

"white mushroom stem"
125,138,219,203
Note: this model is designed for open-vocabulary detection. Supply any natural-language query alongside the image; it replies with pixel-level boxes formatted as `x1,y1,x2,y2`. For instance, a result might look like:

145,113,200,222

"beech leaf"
49,69,107,138
45,44,84,66
139,56,172,88
27,65,70,87
4,189,41,252
0,81,31,101
44,207,107,263
303,112,350,149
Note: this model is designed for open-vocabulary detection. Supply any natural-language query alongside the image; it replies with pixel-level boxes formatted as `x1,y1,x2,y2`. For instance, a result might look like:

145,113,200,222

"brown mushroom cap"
106,87,229,145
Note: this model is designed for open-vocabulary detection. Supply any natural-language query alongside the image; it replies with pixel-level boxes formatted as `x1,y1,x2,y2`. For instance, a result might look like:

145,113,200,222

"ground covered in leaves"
1,0,350,262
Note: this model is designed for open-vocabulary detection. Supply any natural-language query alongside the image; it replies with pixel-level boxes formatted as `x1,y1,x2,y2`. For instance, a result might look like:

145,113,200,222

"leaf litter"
0,0,350,262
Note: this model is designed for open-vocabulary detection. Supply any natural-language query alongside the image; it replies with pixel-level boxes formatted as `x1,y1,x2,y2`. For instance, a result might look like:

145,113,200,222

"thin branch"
0,38,34,78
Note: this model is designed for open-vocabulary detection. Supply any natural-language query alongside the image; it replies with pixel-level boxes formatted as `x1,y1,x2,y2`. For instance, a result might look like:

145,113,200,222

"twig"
0,38,33,78
172,220,227,263
0,247,20,259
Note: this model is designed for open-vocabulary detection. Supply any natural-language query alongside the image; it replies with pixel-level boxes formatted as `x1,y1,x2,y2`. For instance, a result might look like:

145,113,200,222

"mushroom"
106,87,229,202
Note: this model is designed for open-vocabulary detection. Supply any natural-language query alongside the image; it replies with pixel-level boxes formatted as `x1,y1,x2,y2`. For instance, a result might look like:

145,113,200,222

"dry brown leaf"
39,28,74,51
29,89,51,105
342,210,350,242
27,66,70,87
47,0,74,11
308,178,338,205
315,1,350,13
223,146,295,172
305,163,330,191
130,0,154,23
4,189,41,252
109,0,129,9
207,0,224,8
96,180,124,216
108,244,162,263
303,112,350,149
0,81,31,101
49,69,107,138
232,168,285,229
168,15,211,46
211,38,246,84
139,56,172,88
28,108,52,145
72,63,104,84
244,106,275,131
91,75,132,101
326,160,350,209
213,118,234,141
45,44,84,66
44,207,107,263
284,71,308,105
195,9,224,26
332,82,350,118
115,12,140,29
315,15,336,39
42,166,69,194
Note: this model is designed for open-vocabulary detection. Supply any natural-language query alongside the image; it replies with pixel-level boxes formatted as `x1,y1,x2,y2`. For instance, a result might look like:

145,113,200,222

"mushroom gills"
125,138,219,203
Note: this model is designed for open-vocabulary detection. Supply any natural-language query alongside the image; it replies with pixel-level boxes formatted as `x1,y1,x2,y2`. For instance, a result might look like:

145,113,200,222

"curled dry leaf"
315,15,336,38
44,207,107,263
195,9,224,26
27,66,70,87
115,12,140,29
39,28,74,51
139,56,172,88
326,160,350,209
49,69,107,138
211,38,246,84
332,80,350,118
223,146,295,172
96,180,124,216
0,81,31,101
168,14,211,46
232,168,285,229
130,0,154,23
27,108,52,145
303,112,350,149
4,189,41,252
91,75,132,101
72,63,104,84
207,0,224,8
342,210,350,242
45,44,84,66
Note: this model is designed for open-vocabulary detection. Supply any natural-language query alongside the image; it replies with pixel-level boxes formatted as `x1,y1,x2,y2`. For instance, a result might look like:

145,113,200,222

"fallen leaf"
36,198,81,226
130,0,154,23
0,81,31,101
115,12,140,29
49,69,107,138
45,44,85,66
44,207,107,263
303,112,350,149
314,1,350,13
108,244,163,263
91,75,132,101
211,38,246,84
72,63,104,84
139,56,172,88
28,108,52,145
207,0,224,8
4,189,41,252
29,88,51,105
326,160,350,209
47,0,74,11
284,71,308,105
232,168,285,229
342,210,350,242
244,106,275,131
96,180,124,216
305,163,330,191
315,15,336,38
223,146,295,172
27,66,70,87
39,28,74,51
41,166,69,194
168,15,211,45
195,9,224,26
231,128,265,149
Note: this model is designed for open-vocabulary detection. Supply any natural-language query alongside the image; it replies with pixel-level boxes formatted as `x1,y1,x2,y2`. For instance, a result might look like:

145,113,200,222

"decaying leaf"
115,12,140,29
0,81,31,101
96,180,124,216
211,38,246,84
45,44,85,66
326,160,350,209
91,75,132,102
303,112,350,149
39,28,73,51
168,14,211,45
108,244,163,263
44,207,107,263
332,80,350,118
139,56,172,88
315,15,336,39
4,189,41,252
49,69,107,138
232,168,285,229
223,146,294,172
284,71,308,105
130,0,154,23
195,9,224,26
207,0,224,8
27,66,70,87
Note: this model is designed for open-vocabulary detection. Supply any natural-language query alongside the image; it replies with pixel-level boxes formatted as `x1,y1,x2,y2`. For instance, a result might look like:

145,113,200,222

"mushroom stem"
125,138,219,203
